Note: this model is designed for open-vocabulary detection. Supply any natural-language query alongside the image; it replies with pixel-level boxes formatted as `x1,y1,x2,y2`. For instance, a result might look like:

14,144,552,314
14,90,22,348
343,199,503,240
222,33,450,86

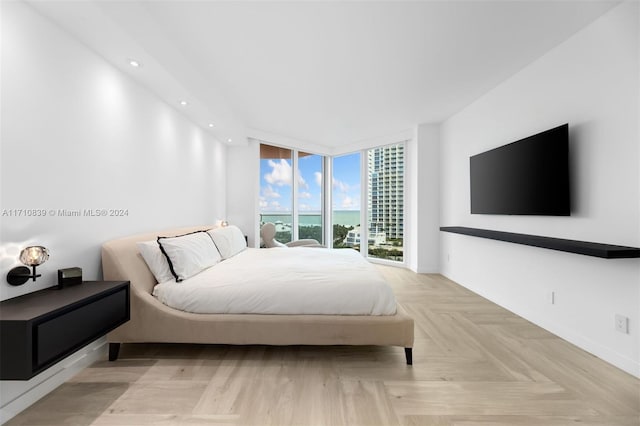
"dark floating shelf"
440,226,640,259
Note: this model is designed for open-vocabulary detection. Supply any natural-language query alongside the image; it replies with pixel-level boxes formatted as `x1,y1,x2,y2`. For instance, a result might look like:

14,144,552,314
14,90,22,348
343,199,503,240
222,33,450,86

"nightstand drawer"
35,287,128,369
0,281,129,380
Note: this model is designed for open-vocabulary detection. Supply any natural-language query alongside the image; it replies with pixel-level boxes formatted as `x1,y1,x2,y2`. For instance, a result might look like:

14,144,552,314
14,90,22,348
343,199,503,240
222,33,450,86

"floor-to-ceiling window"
259,144,293,243
366,143,404,262
260,142,404,260
298,151,324,244
331,152,361,249
260,144,325,246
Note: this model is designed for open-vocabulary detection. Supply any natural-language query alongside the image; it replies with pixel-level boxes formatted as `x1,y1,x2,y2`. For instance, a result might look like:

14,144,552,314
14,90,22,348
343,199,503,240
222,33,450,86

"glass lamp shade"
19,246,49,266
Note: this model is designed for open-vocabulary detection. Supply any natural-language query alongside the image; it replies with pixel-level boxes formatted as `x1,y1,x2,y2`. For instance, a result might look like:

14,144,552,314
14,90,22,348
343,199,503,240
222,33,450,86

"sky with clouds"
259,152,361,213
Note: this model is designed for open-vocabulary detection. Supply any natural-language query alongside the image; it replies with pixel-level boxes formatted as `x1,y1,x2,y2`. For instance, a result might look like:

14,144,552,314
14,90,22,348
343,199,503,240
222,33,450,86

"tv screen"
470,124,570,216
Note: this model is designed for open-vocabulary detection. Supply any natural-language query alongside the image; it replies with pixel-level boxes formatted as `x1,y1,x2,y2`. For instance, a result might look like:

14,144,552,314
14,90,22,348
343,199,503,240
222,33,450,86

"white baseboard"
407,263,440,274
489,292,640,378
0,338,108,425
443,273,640,379
523,310,640,378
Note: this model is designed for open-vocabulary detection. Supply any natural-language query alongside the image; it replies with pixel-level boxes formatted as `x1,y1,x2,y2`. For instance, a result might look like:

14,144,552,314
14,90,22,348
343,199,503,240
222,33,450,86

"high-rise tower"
367,144,404,241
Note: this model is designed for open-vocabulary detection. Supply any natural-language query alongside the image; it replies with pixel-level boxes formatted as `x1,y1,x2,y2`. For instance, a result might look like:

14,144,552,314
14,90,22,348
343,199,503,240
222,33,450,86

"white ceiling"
28,0,618,153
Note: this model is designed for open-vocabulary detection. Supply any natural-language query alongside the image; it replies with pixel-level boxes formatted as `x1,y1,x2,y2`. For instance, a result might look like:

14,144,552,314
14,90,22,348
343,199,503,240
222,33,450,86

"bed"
101,225,414,364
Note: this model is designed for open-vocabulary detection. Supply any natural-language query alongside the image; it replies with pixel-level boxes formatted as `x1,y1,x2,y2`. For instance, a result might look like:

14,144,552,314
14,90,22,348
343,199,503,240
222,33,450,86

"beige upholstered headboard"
101,226,213,295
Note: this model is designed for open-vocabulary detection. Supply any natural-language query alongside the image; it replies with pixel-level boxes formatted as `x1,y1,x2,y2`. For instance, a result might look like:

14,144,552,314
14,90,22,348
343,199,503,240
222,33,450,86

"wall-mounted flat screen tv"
470,123,570,216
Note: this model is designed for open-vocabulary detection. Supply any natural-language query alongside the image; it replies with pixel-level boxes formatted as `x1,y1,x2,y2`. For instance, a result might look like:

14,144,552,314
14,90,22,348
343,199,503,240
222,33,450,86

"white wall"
440,2,639,377
226,140,260,247
407,124,440,273
0,2,226,421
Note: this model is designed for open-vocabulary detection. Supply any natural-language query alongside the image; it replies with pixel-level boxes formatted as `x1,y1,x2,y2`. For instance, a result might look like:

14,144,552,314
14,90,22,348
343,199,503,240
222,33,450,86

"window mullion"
324,157,332,247
292,150,299,241
360,150,368,257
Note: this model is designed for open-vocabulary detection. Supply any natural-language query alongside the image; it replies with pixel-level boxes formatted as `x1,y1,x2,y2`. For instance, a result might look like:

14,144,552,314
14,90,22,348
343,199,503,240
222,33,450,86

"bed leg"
404,347,413,365
109,343,120,361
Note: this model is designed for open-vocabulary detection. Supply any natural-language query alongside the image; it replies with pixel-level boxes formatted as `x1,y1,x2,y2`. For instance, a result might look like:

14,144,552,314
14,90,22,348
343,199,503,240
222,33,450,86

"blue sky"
259,152,361,213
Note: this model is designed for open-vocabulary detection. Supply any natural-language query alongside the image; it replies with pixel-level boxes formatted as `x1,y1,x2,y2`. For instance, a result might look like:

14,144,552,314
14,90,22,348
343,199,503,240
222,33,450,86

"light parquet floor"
7,268,640,425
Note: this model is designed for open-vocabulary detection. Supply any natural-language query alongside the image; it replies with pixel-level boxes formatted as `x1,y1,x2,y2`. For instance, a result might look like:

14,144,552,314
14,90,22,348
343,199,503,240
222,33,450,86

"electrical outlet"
615,314,629,334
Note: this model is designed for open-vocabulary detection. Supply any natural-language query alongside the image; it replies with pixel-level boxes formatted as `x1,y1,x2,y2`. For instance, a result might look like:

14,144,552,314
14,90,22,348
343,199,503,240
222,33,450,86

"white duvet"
152,248,397,315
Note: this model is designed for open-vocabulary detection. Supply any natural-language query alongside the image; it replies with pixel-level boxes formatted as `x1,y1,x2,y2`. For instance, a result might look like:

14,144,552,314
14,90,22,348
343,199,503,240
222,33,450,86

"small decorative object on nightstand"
57,267,82,289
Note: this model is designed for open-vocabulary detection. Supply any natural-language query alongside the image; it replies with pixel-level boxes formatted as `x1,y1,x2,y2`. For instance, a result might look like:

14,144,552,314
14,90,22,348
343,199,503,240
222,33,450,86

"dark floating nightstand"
0,281,130,380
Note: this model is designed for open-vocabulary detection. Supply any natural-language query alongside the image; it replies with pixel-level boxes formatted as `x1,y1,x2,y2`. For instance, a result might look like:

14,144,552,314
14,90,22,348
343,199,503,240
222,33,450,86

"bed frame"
102,226,414,364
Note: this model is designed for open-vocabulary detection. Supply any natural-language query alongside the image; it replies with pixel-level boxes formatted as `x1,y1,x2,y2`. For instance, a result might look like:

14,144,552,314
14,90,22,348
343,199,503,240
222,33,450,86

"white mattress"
152,248,397,315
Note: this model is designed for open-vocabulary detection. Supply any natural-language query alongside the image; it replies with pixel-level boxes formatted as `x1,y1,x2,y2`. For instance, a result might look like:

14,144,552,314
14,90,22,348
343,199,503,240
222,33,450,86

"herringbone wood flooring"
7,268,640,425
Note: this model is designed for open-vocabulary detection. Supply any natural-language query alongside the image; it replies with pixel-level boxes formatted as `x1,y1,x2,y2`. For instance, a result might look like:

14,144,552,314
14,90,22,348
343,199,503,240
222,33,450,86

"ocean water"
261,210,360,227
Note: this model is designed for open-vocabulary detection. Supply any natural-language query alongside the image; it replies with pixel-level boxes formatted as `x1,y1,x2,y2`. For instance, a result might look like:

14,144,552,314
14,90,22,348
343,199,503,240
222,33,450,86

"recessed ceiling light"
180,100,188,106
227,138,232,143
208,123,214,128
128,59,141,68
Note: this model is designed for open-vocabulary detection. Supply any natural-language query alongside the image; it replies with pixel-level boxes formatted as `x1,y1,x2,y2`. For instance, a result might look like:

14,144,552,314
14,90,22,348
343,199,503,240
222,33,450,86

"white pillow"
208,225,247,259
157,231,221,282
137,240,174,284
